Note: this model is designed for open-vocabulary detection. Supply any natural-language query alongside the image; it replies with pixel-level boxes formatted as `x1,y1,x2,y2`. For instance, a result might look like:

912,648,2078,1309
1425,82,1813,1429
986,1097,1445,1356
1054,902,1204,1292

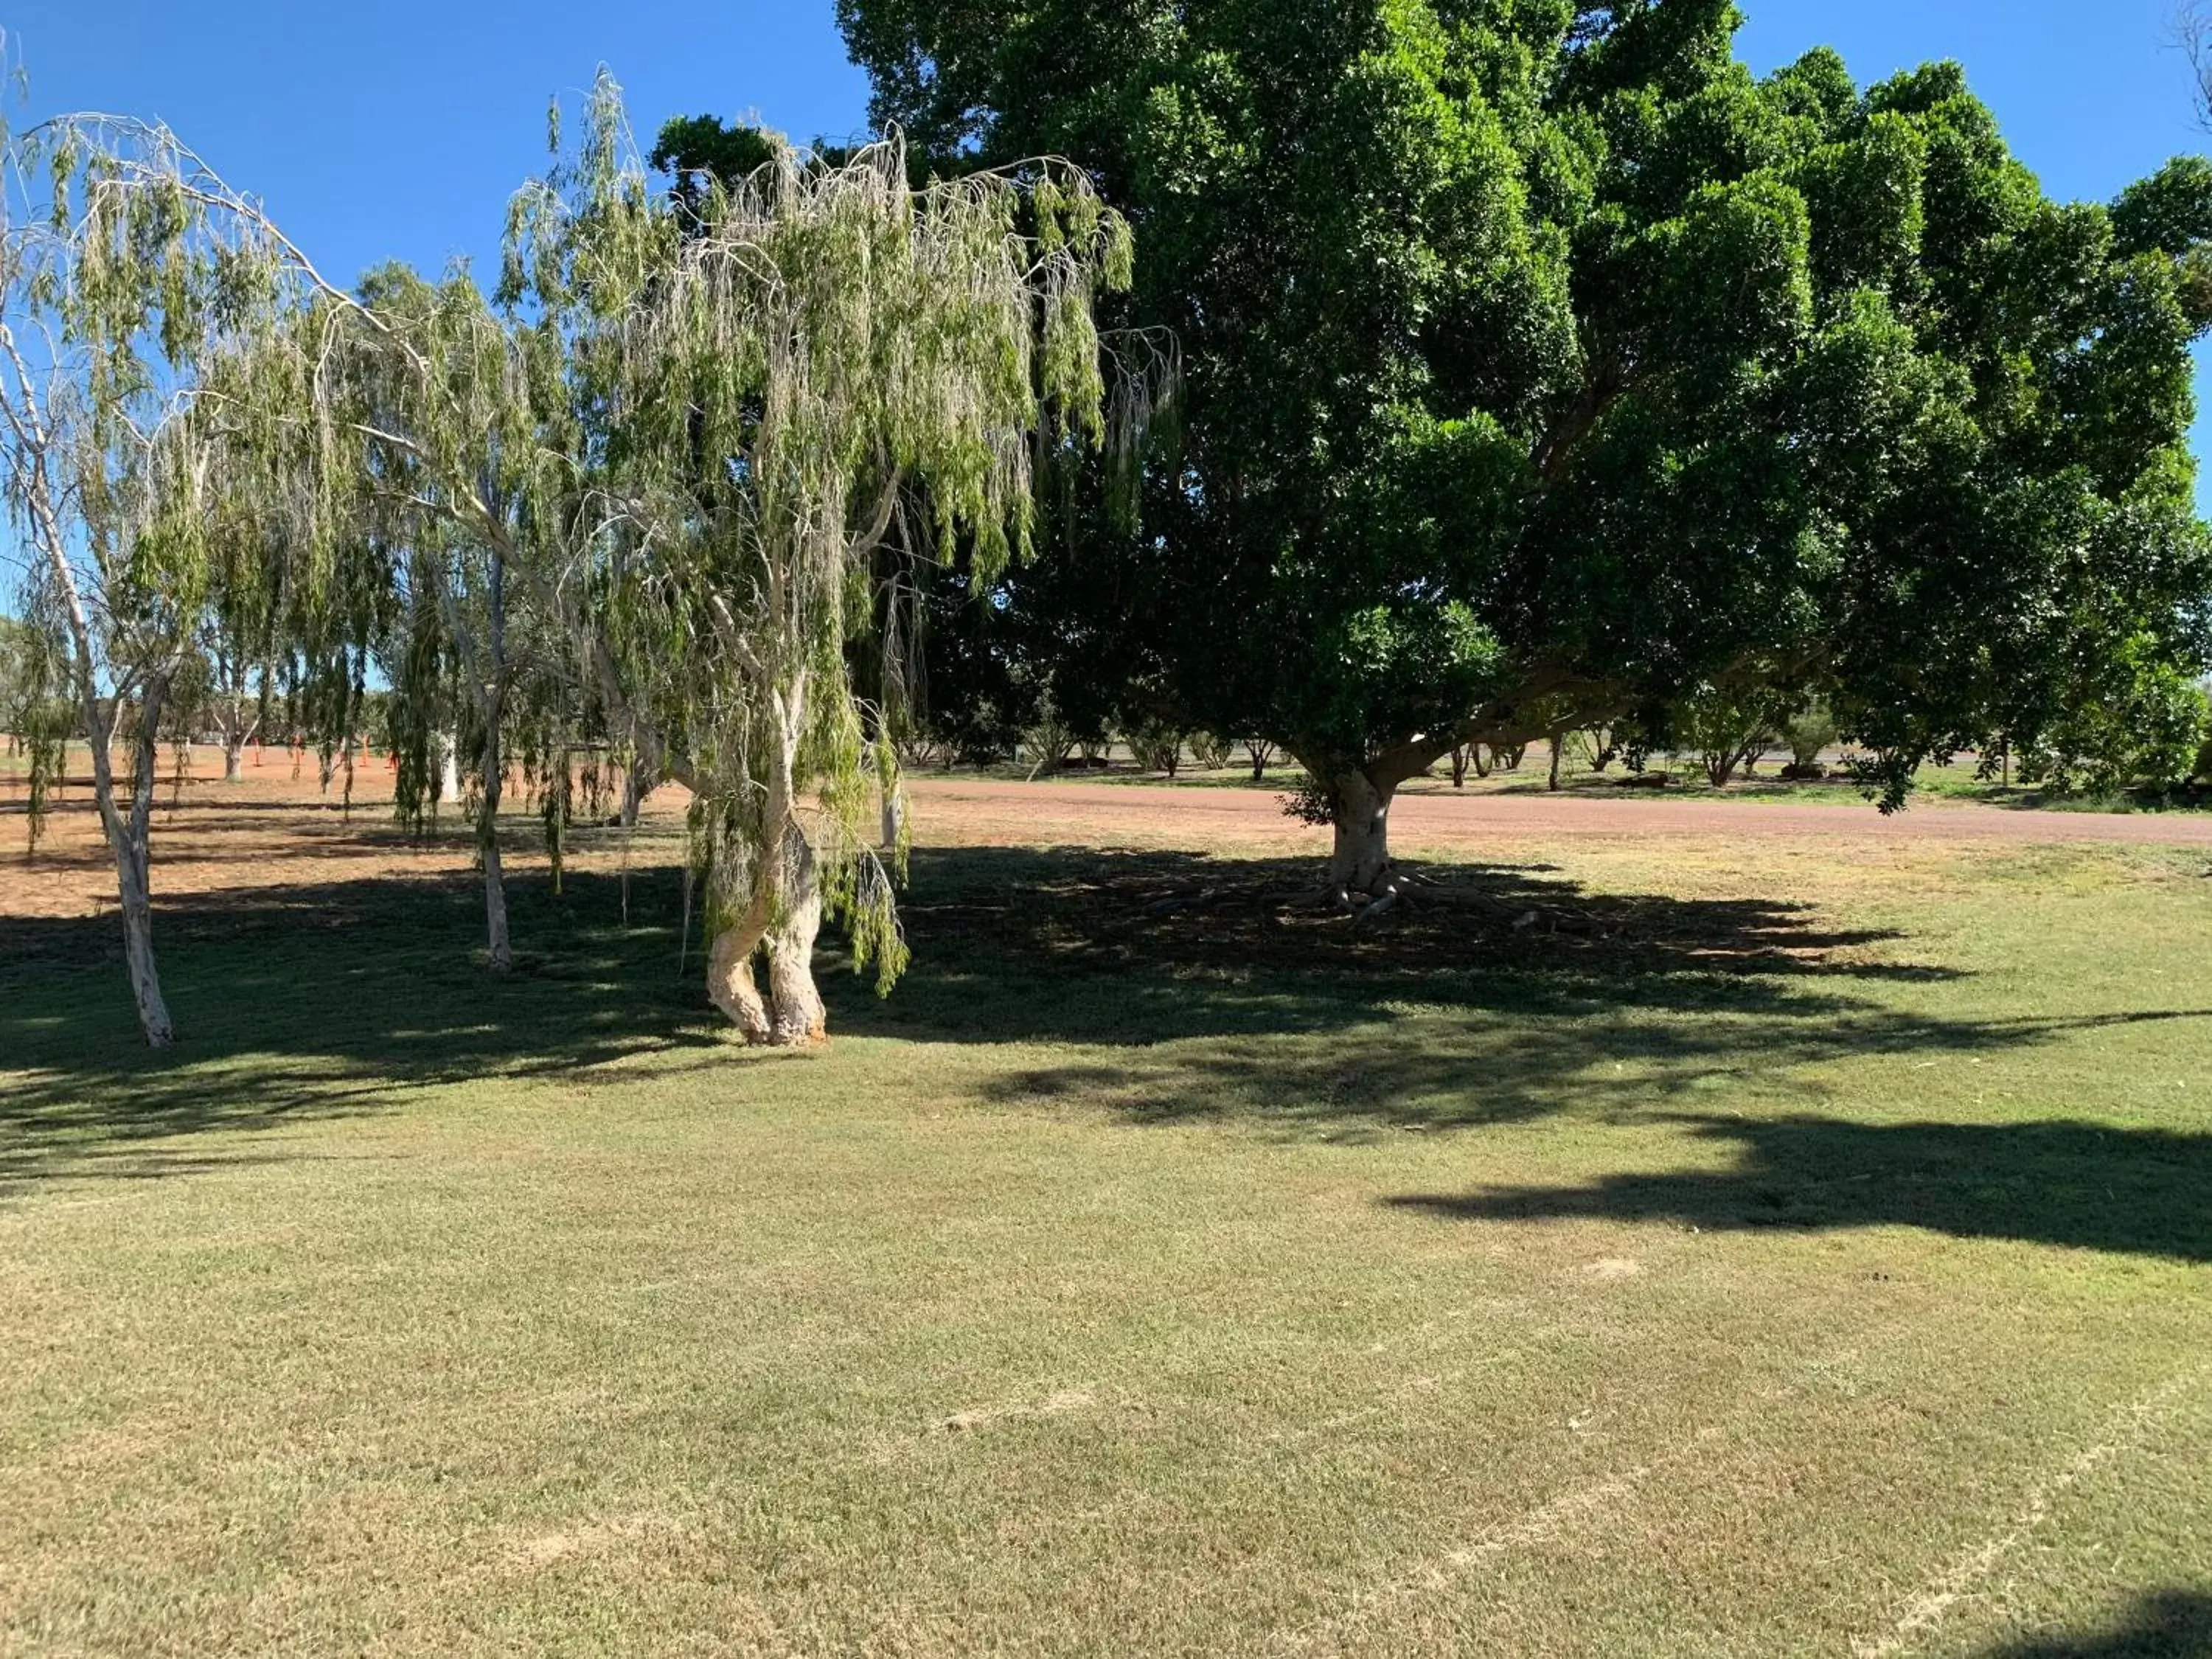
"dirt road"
905,776,2212,849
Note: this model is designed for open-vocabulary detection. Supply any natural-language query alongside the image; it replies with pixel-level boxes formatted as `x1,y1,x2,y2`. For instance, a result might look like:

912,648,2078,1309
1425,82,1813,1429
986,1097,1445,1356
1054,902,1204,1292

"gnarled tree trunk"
705,824,828,1047
702,681,828,1048
1326,768,1398,898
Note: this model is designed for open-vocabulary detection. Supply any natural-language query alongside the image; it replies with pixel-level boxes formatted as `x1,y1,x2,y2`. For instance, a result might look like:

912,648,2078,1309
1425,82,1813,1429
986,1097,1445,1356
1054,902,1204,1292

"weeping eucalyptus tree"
0,113,358,1046
344,75,1144,1043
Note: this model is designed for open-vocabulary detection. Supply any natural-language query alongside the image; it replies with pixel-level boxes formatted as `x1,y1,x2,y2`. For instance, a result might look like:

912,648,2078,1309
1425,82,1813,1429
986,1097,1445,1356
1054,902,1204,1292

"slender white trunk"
880,785,905,850
438,730,462,804
479,554,512,972
13,428,175,1047
102,687,175,1047
480,751,511,972
223,731,245,782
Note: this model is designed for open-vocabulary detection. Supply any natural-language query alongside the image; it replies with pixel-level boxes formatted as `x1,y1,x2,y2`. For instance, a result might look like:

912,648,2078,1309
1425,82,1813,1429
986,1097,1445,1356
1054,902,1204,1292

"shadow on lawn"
4,844,2203,1232
0,855,719,1191
1387,1111,2212,1262
1968,1591,2212,1657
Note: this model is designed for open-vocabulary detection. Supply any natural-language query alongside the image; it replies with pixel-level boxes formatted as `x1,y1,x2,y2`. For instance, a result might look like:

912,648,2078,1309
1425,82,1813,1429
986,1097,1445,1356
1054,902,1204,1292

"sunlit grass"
2,806,2209,1657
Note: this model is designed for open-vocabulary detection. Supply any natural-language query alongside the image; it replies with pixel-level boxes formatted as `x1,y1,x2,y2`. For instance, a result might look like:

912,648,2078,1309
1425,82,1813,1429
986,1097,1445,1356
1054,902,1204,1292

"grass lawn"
3,793,2210,1657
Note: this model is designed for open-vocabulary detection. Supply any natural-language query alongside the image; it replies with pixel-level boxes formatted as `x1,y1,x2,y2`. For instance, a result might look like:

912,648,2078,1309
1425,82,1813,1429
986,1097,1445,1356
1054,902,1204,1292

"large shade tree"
841,0,2212,897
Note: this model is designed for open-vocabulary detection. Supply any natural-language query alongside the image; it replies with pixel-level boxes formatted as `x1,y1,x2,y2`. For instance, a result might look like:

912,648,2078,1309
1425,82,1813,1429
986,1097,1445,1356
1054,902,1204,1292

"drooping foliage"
5,68,1135,1046
0,109,376,1043
324,74,1141,1039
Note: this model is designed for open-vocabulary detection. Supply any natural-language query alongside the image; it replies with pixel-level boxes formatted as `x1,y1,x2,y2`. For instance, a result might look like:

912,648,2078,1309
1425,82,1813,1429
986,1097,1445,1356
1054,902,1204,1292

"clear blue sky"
10,0,2211,484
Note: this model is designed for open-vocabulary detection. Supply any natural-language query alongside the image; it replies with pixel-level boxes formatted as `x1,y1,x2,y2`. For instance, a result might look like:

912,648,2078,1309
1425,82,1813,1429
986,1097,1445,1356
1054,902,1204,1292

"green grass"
4,816,2211,1656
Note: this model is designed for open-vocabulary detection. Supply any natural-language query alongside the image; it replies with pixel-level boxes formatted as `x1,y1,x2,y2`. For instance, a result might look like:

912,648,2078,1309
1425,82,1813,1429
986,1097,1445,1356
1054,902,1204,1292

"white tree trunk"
438,729,462,804
114,813,171,1046
765,833,827,1044
1329,771,1396,895
880,786,905,850
223,731,245,782
97,689,175,1047
706,921,774,1041
704,824,828,1047
703,681,827,1047
479,553,513,971
478,731,511,972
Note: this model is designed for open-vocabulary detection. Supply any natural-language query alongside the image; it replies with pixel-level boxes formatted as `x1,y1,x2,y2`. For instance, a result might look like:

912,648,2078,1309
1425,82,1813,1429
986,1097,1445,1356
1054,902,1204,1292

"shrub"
1671,684,1789,788
1122,718,1185,777
1784,696,1837,771
1189,731,1234,771
2020,658,2209,796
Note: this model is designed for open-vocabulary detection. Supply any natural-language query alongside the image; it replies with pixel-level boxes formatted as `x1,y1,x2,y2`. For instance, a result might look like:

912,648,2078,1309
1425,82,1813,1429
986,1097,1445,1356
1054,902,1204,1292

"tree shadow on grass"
0,860,721,1193
0,842,2170,1205
846,846,2168,1139
835,845,1959,1046
1969,1592,2212,1657
1386,1110,2212,1262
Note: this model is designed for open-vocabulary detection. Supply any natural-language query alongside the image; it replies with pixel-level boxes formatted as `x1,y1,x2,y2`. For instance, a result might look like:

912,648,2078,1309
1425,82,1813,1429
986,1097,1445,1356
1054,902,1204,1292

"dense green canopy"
841,0,2212,883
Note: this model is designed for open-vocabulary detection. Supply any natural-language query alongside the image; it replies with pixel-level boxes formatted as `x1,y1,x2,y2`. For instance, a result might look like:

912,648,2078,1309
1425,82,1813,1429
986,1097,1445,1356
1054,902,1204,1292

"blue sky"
10,0,2211,479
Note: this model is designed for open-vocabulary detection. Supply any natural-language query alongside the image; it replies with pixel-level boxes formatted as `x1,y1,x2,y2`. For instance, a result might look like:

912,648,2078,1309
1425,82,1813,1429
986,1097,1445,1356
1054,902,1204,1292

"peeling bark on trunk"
706,919,773,1041
703,682,828,1048
765,835,827,1045
704,824,828,1047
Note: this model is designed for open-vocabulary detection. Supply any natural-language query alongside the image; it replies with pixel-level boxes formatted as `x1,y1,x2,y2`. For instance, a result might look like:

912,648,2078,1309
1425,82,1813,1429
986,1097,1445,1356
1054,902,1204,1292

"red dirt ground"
5,749,2210,925
905,775,2212,849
